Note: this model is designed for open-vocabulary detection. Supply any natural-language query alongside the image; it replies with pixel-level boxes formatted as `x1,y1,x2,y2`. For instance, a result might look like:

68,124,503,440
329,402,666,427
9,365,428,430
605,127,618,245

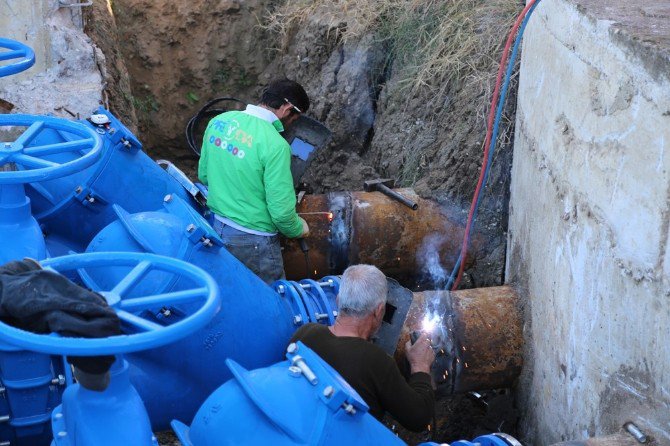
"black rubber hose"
185,97,246,156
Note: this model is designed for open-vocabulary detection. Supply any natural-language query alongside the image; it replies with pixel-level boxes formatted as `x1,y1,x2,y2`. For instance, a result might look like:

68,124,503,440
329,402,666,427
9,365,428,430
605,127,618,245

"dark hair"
260,78,310,113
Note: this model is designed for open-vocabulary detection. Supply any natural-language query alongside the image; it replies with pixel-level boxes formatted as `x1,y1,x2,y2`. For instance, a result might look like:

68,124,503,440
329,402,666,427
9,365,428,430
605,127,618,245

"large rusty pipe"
395,285,523,394
283,189,477,281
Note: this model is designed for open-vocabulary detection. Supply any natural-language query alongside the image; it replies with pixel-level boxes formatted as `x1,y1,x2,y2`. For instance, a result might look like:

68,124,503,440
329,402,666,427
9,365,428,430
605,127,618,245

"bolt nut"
292,315,302,325
58,431,67,438
288,366,302,378
277,284,285,294
54,412,63,419
164,194,172,203
287,343,298,354
343,403,356,415
186,224,196,233
75,186,82,194
202,238,213,247
323,386,334,398
51,374,66,386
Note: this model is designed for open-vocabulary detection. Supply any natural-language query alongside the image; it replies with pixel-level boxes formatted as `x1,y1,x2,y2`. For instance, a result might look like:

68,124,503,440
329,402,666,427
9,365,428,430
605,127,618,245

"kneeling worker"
289,264,436,431
198,79,310,283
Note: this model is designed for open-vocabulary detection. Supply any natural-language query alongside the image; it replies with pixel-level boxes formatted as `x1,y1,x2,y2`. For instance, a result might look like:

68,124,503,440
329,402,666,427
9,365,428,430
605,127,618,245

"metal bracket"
74,185,106,210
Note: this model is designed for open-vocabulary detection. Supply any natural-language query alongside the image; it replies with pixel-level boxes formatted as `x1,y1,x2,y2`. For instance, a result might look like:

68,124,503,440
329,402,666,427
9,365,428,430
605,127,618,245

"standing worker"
198,78,310,283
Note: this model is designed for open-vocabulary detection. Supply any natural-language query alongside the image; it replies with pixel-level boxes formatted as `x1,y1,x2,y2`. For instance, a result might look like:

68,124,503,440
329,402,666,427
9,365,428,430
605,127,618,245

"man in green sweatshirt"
198,79,310,283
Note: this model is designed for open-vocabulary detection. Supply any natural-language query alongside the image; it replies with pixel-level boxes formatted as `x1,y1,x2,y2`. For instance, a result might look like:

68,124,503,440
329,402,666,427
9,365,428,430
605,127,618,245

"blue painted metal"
24,108,199,252
0,252,218,446
449,435,511,446
0,115,102,185
0,38,35,78
80,198,346,428
83,201,298,428
172,342,406,446
51,360,157,446
0,252,220,356
0,342,69,446
0,114,102,263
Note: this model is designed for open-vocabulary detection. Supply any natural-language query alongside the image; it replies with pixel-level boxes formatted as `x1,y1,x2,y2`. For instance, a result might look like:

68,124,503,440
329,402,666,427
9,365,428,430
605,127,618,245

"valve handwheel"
0,38,35,78
0,252,221,355
0,114,102,183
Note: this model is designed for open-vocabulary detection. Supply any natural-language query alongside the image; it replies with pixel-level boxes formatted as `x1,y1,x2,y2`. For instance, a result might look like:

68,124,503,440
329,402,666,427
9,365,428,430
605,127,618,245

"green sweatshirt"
198,109,303,238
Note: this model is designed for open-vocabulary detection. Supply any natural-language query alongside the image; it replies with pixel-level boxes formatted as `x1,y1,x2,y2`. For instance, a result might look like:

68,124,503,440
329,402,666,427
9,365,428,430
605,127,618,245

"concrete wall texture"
0,0,103,117
508,0,670,444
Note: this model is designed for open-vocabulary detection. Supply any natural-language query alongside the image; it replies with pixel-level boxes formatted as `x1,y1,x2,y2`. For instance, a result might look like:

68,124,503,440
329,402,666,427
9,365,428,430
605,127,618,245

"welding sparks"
421,312,442,333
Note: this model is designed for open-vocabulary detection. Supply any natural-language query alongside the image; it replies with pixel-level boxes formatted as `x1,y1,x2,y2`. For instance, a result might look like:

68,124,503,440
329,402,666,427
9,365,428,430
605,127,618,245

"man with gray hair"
288,264,435,432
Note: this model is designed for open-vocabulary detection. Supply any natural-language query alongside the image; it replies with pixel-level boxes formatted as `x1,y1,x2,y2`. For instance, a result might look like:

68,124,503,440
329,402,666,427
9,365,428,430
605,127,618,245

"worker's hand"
405,335,435,375
299,217,310,238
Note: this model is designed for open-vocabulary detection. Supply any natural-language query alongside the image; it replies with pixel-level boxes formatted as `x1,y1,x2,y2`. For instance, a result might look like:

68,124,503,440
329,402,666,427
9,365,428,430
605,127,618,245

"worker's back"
198,108,301,238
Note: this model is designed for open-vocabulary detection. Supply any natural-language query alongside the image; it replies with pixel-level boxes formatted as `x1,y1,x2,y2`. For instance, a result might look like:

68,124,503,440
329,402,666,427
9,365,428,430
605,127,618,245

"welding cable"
449,0,541,290
447,0,540,289
185,97,246,156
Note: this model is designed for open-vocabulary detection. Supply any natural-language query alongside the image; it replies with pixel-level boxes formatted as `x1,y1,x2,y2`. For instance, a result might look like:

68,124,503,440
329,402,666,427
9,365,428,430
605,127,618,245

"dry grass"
264,0,522,99
265,0,523,188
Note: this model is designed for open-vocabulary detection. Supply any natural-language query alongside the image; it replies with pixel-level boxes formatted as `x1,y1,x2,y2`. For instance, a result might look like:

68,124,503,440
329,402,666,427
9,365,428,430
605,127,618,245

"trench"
1,0,524,444
89,1,522,444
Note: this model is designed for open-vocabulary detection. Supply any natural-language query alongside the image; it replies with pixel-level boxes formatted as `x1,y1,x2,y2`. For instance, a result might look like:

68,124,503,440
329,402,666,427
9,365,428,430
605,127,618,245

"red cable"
451,0,539,290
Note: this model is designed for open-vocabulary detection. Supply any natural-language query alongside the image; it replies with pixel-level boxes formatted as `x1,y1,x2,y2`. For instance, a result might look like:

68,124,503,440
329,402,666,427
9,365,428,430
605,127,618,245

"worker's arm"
197,123,212,186
263,143,304,238
376,340,435,432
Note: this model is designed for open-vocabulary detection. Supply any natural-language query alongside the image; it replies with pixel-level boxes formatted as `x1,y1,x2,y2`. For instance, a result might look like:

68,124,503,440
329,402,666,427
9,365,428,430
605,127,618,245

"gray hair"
337,264,387,317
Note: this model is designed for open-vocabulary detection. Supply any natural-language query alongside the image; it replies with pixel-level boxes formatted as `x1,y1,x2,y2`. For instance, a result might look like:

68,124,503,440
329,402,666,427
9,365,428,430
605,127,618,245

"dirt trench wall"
508,0,670,444
107,0,275,161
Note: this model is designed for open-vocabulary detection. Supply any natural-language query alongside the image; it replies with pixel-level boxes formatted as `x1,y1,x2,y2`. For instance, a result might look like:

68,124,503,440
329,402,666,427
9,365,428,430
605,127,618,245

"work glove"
299,217,310,238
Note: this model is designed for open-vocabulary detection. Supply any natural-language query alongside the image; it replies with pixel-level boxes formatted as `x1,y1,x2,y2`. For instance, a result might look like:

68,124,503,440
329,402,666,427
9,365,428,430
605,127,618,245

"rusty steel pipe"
283,189,477,281
394,285,523,394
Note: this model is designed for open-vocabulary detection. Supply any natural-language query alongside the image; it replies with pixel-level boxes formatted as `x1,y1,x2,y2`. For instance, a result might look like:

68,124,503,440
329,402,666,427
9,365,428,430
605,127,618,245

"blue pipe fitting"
173,342,405,446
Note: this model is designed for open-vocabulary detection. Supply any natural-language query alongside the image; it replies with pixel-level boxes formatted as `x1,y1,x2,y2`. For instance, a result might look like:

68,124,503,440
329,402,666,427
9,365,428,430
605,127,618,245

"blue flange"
0,38,35,78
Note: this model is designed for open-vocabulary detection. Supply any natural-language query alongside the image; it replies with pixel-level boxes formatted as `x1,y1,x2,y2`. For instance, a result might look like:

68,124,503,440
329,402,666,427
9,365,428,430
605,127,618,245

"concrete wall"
0,1,52,79
508,0,670,444
0,0,103,117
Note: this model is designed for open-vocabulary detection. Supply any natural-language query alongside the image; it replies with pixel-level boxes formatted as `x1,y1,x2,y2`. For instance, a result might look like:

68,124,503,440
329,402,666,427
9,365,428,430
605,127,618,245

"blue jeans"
212,219,285,284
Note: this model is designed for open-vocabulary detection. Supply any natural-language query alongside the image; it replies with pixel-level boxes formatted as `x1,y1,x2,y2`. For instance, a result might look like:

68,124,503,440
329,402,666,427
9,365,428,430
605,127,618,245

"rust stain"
283,189,478,281
394,286,523,393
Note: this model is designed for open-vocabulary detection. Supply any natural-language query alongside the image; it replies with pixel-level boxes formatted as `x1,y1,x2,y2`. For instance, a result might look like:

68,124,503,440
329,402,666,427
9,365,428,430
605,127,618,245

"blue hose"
445,1,540,289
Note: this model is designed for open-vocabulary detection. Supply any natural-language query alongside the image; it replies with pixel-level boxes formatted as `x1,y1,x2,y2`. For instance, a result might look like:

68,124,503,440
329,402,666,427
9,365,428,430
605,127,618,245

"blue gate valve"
0,252,221,446
0,114,102,263
0,38,35,78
